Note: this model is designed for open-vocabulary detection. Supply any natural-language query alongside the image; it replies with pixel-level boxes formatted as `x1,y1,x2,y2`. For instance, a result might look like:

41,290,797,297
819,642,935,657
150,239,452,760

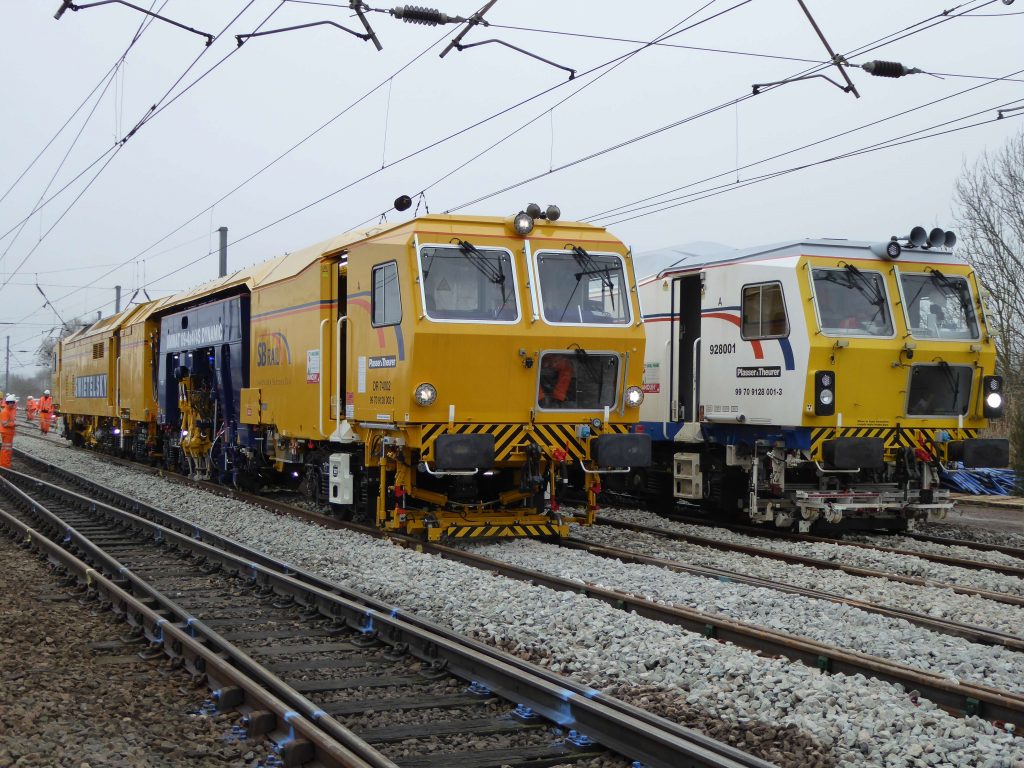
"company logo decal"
368,355,397,369
736,366,781,378
256,332,292,367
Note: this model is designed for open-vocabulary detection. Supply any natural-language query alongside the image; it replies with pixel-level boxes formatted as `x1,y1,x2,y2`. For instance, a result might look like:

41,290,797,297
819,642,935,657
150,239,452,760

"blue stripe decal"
777,337,795,370
395,324,405,361
644,308,795,371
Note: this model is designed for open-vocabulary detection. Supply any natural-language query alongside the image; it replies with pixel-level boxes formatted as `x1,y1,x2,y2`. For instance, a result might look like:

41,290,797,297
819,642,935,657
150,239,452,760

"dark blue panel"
160,296,245,353
701,424,811,451
157,295,250,434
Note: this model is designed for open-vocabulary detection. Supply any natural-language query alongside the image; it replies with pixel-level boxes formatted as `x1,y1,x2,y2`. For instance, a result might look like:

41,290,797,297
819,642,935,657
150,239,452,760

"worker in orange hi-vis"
38,390,53,436
26,395,37,422
1,394,16,468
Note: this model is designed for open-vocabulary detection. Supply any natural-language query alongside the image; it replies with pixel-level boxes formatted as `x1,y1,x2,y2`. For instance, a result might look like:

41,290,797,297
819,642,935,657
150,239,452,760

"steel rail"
0,471,398,768
0,504,383,768
0,462,766,768
556,537,1024,653
11,451,1024,727
411,539,1024,726
661,513,1024,579
905,531,1024,562
597,515,1024,608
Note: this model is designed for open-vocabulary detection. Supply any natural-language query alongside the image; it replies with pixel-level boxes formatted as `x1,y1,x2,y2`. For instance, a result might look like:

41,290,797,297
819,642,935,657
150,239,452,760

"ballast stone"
13,438,1024,768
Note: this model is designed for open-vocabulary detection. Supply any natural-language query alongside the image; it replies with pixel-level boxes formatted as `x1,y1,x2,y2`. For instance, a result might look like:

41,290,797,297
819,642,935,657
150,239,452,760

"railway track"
660,513,1024,579
0,455,766,768
597,515,1024,608
898,531,1024,564
11,447,1024,731
553,536,1024,652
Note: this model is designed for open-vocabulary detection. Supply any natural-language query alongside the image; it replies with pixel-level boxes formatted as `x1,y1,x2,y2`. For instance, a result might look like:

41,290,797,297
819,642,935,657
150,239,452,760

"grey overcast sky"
2,0,1023,373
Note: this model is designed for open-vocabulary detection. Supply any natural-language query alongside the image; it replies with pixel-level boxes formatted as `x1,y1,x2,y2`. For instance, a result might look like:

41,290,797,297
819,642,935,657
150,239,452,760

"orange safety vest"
1,404,16,431
39,395,53,414
539,356,573,403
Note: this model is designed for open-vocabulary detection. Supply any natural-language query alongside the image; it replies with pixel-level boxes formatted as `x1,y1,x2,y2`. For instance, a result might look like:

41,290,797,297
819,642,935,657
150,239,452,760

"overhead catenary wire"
355,0,734,226
0,0,163,225
38,26,452,314
485,23,825,65
225,0,756,246
436,0,1004,215
586,64,1024,222
601,99,1024,228
0,1,167,269
485,21,1024,84
15,0,987,330
1,0,268,241
11,99,1021,361
0,0,280,298
0,30,140,209
5,0,1009,348
0,1,265,246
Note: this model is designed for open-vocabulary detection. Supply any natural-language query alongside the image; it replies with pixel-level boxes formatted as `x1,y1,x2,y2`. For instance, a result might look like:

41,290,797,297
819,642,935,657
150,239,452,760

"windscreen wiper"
571,245,616,313
572,346,607,403
929,268,972,324
457,239,507,305
842,264,887,321
937,360,961,415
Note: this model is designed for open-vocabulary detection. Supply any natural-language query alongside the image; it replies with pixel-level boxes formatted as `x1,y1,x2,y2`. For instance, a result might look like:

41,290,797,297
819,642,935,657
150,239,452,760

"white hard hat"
44,389,50,395
4,394,14,403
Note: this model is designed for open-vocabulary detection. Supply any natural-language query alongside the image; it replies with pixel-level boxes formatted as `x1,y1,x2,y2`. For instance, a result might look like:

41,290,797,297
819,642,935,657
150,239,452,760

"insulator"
862,60,910,78
390,5,452,25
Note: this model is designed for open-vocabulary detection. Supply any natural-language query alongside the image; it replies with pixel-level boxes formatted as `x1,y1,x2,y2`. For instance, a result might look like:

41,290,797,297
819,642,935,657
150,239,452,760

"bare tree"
953,127,1024,482
34,317,89,369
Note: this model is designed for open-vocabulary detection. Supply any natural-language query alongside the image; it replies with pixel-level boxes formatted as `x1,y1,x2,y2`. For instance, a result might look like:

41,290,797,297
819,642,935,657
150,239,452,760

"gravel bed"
919,522,1024,550
572,523,1024,638
16,443,1024,766
469,537,1024,694
843,533,1024,570
600,508,1024,596
0,530,271,768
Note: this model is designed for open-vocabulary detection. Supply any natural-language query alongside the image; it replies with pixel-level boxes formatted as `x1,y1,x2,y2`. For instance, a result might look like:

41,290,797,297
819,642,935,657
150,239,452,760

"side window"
372,262,401,327
741,282,789,339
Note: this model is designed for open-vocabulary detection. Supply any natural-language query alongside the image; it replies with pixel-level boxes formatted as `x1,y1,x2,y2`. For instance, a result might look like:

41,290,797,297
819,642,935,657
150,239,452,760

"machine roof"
642,238,961,281
164,223,397,307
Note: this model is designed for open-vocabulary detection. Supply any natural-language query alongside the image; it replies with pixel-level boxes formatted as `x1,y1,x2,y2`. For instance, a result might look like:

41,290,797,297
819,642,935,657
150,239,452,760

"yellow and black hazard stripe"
810,426,980,458
444,523,564,539
418,422,630,462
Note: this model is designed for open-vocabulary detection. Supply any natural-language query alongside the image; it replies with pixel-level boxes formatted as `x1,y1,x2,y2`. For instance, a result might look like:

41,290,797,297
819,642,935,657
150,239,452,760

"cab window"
741,282,789,339
418,243,519,322
898,271,979,340
536,250,630,325
372,262,401,326
811,266,894,337
537,351,619,410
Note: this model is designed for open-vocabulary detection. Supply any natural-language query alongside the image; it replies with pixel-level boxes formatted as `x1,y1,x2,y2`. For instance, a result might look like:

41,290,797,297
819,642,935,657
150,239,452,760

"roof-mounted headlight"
512,211,534,236
869,240,901,259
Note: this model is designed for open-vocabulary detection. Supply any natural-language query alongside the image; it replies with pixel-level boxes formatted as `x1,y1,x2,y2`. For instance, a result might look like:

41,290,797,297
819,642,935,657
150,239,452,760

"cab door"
672,274,703,423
